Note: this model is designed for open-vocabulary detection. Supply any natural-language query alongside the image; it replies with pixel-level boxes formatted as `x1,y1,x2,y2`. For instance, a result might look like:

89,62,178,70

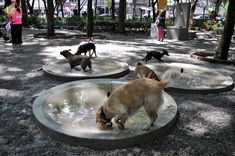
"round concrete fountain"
146,62,234,94
32,79,178,149
43,58,130,81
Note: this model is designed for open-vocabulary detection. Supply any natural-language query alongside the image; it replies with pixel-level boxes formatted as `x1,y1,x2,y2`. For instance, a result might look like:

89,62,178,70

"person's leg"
16,25,23,49
159,27,164,41
11,25,17,51
157,26,161,41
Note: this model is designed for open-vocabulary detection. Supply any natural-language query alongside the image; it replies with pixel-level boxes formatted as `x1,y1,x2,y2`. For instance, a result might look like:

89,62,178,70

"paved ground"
0,28,234,156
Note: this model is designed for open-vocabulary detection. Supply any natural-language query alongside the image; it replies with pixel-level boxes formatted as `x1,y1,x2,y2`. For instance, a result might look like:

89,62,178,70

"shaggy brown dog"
60,49,92,72
96,78,169,130
134,62,160,81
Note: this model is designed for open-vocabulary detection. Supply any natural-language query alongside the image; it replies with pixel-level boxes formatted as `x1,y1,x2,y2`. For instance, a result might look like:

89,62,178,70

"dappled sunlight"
1,75,17,80
24,71,42,79
97,43,138,52
22,40,48,46
187,123,209,136
186,109,232,137
199,110,232,128
0,65,22,71
6,67,24,72
0,89,22,97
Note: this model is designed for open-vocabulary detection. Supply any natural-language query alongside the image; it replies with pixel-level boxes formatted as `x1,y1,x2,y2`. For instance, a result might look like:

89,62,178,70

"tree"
188,0,198,30
77,0,81,17
151,0,157,22
42,0,55,36
21,0,29,27
111,0,115,20
214,0,235,60
26,0,35,15
132,0,137,17
118,0,126,33
87,0,93,36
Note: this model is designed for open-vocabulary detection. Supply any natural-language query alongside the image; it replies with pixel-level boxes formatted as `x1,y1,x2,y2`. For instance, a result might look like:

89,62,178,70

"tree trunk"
132,0,136,17
214,0,235,60
214,0,222,16
26,0,35,15
21,0,29,27
47,0,55,36
151,0,156,23
188,0,198,30
94,0,97,15
77,0,81,17
87,0,93,37
118,0,126,33
111,0,115,20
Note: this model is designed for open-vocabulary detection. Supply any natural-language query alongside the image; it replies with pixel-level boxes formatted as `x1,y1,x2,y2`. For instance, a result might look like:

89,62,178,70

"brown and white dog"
96,78,169,130
134,62,160,81
60,49,92,72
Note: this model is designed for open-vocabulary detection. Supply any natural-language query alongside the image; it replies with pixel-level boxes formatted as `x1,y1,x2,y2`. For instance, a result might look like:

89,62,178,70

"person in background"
7,1,22,51
156,10,166,42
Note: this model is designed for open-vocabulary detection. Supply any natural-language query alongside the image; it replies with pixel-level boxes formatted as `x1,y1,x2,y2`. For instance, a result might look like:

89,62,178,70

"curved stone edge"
43,67,130,81
32,79,178,149
32,113,178,149
165,83,234,94
148,63,234,94
190,52,235,65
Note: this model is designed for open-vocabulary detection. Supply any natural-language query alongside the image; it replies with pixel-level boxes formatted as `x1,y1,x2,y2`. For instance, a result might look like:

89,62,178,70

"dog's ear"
68,49,71,51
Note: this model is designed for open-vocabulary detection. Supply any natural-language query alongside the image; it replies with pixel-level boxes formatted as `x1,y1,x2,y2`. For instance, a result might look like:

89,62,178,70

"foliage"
28,15,38,26
165,18,175,27
203,19,224,34
125,18,152,31
0,15,7,24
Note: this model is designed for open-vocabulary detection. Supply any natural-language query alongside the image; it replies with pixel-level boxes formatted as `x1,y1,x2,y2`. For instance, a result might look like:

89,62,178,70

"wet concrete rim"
43,58,130,81
32,79,178,149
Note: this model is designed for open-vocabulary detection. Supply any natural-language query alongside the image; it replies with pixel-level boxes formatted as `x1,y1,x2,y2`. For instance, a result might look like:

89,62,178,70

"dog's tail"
159,69,180,88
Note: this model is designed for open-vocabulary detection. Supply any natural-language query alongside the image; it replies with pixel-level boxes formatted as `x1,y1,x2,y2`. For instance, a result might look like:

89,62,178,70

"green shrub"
28,15,38,26
203,20,224,34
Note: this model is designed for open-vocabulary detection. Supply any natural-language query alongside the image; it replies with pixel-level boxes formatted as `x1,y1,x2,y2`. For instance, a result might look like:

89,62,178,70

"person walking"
7,1,23,51
156,10,166,42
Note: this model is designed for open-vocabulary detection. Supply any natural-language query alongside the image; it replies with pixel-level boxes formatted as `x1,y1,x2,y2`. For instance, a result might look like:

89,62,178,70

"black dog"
142,50,169,63
60,49,92,72
75,42,97,57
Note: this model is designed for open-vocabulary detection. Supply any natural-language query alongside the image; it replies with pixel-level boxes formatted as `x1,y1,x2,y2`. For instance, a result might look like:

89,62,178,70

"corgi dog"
60,49,92,72
96,76,171,130
134,62,160,81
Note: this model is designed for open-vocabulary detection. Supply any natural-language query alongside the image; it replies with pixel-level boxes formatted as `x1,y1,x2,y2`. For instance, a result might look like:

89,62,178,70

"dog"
142,50,169,63
75,41,97,57
96,74,173,130
134,62,160,81
60,49,92,72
